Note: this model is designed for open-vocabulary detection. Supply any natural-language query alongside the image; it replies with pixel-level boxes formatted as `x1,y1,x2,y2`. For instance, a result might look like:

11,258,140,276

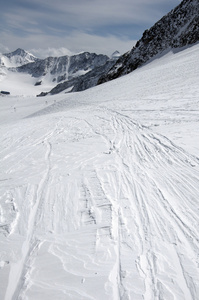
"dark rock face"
16,56,70,78
36,92,48,97
34,81,42,86
68,52,108,76
48,60,115,95
98,0,199,85
16,52,109,84
0,91,10,95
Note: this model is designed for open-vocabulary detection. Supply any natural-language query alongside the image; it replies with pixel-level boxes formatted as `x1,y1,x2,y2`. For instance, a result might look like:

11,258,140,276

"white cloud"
1,30,136,57
2,0,180,35
0,0,179,56
30,47,74,58
20,0,179,27
61,31,136,55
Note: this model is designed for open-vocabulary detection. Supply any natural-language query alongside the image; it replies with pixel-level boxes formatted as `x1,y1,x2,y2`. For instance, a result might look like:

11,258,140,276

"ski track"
0,106,199,300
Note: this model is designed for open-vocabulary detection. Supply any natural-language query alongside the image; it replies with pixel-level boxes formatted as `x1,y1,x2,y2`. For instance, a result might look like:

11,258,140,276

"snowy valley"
0,42,199,300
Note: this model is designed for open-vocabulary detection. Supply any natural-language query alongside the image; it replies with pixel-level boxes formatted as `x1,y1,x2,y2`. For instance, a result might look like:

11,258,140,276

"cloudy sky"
1,0,180,57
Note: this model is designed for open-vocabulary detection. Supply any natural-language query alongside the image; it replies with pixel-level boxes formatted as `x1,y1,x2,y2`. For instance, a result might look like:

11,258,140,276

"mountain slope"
0,43,199,300
45,59,115,95
98,0,199,84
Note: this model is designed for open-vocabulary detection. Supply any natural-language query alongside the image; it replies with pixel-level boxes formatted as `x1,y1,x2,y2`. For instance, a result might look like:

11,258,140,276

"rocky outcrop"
97,0,199,85
47,60,115,95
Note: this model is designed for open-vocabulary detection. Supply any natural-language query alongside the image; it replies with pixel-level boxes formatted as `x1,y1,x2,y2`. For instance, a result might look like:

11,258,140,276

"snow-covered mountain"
16,52,109,85
1,0,199,97
39,0,199,95
0,48,39,68
98,0,199,84
36,52,121,96
0,50,111,95
0,48,40,86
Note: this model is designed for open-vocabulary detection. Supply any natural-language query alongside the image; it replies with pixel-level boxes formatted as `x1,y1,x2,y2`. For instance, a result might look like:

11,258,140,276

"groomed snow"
0,44,199,300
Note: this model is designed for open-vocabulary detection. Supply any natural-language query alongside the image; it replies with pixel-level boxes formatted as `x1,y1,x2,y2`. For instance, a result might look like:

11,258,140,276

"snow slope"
0,70,55,96
0,44,199,300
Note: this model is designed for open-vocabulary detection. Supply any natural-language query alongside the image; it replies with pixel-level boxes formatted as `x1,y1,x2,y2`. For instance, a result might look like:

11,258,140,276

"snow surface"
0,70,56,97
0,44,199,300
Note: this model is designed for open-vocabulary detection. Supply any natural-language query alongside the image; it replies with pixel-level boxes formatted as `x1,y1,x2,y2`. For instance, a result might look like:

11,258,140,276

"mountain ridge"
0,50,111,94
1,0,199,96
16,52,109,84
97,0,199,85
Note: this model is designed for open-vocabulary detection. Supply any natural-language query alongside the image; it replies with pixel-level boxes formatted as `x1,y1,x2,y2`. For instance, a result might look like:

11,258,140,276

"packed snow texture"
0,44,199,300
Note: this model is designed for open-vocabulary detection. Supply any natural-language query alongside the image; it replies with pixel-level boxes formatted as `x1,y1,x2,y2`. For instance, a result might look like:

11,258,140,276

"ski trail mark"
5,138,52,300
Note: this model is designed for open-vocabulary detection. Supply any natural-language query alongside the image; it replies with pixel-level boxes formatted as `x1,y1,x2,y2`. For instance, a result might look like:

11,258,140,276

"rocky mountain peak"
5,48,27,57
2,48,39,67
111,51,121,60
